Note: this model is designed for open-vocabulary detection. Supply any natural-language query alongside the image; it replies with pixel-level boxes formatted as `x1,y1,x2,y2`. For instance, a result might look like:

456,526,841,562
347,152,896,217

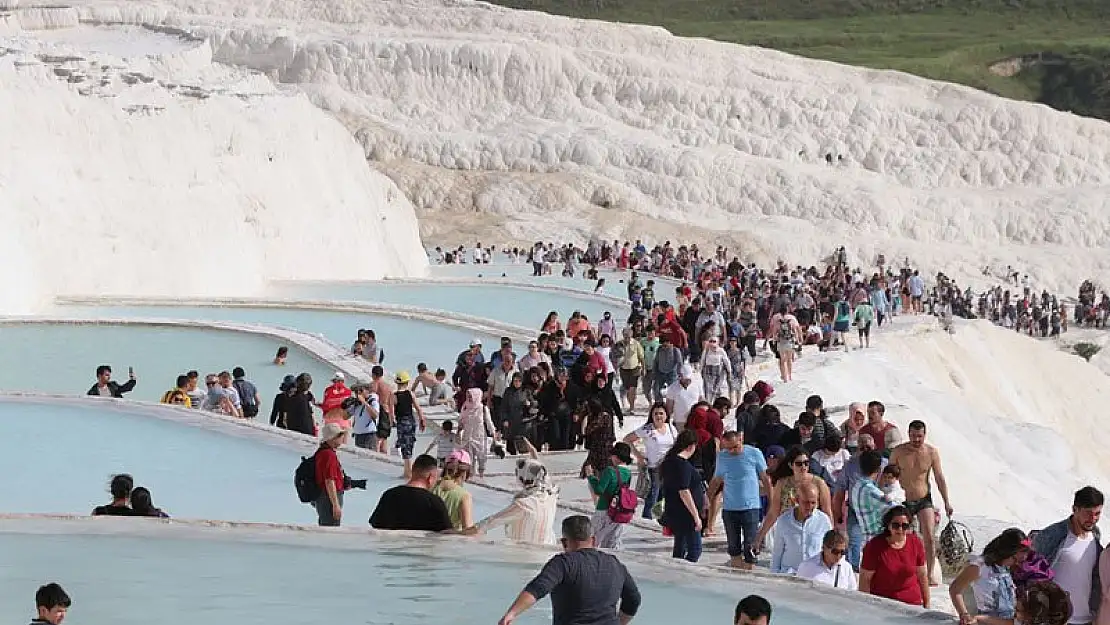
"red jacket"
658,317,688,350
320,383,351,414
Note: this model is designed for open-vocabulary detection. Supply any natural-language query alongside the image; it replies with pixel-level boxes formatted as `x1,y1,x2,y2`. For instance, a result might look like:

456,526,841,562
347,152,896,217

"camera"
343,476,367,490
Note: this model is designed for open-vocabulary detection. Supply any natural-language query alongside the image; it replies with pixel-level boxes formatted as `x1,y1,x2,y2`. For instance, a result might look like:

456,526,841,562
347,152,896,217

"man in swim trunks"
889,420,954,585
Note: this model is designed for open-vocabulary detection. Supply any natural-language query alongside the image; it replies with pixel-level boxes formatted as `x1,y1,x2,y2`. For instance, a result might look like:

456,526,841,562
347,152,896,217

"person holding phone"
87,365,137,398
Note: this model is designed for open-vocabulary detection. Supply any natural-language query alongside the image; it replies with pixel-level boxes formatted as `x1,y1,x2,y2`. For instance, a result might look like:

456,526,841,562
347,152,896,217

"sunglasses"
827,548,846,556
889,522,912,530
792,459,809,467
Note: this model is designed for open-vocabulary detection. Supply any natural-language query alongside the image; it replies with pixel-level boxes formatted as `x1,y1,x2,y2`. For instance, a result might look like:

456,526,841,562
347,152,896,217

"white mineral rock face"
0,21,428,313
4,0,1108,297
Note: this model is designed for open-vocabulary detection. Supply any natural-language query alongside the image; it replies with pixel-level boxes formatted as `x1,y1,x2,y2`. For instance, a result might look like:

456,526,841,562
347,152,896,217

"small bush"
1075,342,1102,362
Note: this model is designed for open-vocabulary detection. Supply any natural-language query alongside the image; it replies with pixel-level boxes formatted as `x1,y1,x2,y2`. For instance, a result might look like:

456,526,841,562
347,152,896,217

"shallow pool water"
267,282,619,331
0,519,923,625
53,305,501,376
0,398,509,523
427,262,641,294
0,322,335,402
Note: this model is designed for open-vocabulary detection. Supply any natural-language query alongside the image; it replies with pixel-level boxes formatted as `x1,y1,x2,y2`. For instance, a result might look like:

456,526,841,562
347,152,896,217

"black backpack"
234,379,259,418
294,451,320,503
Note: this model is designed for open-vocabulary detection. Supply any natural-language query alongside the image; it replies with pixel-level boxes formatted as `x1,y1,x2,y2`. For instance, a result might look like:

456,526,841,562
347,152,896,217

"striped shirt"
850,477,889,541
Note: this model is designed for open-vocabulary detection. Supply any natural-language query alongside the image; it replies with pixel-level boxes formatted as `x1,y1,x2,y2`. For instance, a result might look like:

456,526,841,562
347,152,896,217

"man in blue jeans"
832,433,886,569
710,431,771,569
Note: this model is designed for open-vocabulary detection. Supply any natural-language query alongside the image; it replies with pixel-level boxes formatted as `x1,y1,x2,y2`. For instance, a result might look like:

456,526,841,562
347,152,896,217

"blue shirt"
349,394,380,435
714,445,767,512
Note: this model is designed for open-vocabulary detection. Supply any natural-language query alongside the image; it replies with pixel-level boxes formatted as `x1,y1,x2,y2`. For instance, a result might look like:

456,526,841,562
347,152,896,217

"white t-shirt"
666,381,702,426
1055,531,1097,624
813,448,851,480
635,423,678,468
795,554,858,590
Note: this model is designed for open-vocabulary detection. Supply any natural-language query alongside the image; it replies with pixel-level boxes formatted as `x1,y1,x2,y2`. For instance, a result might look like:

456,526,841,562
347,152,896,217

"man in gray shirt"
499,515,641,625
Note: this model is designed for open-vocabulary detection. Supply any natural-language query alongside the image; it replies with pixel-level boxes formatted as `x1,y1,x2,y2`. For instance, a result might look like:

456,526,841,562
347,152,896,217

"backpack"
938,519,974,575
776,315,795,344
607,468,638,524
837,300,851,320
294,451,321,503
234,379,258,418
1012,549,1055,591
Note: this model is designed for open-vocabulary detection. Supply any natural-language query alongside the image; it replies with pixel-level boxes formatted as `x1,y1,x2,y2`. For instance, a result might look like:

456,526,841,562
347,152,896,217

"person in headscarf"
457,388,498,479
685,403,720,484
581,397,616,478
469,438,559,545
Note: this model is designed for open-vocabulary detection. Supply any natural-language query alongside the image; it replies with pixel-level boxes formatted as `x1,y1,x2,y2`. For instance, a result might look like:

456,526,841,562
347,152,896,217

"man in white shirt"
770,483,833,574
1032,486,1103,625
665,365,703,427
796,530,858,590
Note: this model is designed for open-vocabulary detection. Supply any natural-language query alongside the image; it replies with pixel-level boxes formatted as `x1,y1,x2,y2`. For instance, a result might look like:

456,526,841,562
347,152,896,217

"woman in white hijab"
469,438,559,545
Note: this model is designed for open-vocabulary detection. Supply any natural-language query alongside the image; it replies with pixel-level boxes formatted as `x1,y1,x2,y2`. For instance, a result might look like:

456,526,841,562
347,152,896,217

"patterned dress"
581,410,615,477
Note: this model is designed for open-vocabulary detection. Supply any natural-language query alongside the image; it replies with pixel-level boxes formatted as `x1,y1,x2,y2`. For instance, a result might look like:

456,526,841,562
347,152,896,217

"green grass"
490,1,1110,104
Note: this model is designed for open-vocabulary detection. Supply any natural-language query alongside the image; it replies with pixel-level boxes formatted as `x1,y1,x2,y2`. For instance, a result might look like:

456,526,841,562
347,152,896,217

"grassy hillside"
491,0,1110,109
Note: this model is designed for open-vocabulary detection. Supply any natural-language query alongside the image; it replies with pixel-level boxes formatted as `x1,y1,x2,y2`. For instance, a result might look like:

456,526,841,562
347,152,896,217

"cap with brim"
764,445,786,460
320,422,347,442
470,338,482,347
395,370,412,385
332,371,345,381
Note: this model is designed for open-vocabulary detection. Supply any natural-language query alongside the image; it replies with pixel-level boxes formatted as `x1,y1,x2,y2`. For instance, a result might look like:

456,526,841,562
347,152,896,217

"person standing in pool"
130,487,169,518
313,422,366,526
270,375,296,429
393,370,427,479
370,366,395,454
369,454,452,531
734,595,772,625
285,373,317,436
31,583,71,625
185,371,205,409
87,365,136,398
497,515,641,625
92,474,140,516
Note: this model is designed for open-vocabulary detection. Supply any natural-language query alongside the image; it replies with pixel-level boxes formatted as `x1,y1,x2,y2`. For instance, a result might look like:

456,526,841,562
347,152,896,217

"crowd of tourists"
961,269,1109,336
68,238,1110,625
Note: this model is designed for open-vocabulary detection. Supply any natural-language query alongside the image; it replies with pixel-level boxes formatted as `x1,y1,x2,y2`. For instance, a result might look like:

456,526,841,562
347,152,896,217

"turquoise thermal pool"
50,305,502,374
0,398,509,523
267,282,618,330
0,519,925,625
0,321,336,402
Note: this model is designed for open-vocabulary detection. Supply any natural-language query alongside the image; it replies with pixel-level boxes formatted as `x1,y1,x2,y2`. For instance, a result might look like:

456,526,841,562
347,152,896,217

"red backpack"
607,468,638,524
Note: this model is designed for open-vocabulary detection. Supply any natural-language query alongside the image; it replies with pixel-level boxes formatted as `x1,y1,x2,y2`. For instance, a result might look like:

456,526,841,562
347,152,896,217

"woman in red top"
860,505,929,608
